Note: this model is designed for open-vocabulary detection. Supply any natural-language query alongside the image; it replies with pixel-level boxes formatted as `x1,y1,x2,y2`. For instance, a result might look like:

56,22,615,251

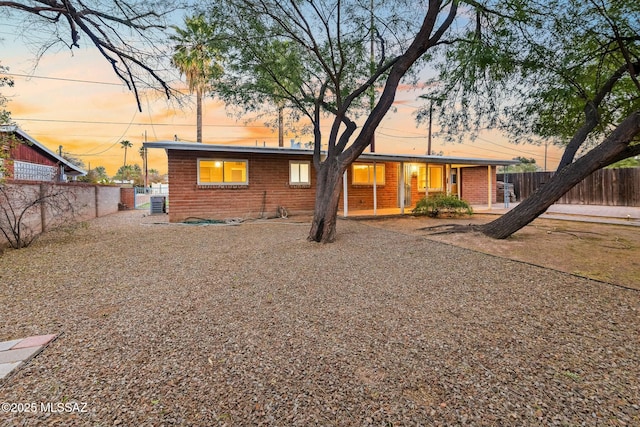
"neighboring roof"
144,141,519,167
1,125,87,176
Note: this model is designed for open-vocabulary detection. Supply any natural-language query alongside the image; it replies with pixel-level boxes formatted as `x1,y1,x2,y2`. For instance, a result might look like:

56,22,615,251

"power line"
3,71,190,91
14,117,270,128
376,130,561,162
474,135,561,162
4,72,124,86
73,111,140,156
377,130,425,139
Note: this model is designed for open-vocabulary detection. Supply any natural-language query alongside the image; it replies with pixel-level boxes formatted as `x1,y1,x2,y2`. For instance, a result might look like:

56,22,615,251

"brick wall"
120,187,135,210
460,166,497,204
97,186,122,217
0,182,120,249
167,150,318,222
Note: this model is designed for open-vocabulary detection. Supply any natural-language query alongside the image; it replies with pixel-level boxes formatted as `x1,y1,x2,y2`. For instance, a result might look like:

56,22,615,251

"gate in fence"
134,184,169,209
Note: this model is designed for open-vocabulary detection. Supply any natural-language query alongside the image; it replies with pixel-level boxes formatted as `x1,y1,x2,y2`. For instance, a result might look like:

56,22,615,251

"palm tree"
120,140,133,168
170,14,224,143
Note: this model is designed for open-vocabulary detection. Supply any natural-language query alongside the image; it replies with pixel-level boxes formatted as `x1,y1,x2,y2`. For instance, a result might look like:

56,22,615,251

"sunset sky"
0,18,564,177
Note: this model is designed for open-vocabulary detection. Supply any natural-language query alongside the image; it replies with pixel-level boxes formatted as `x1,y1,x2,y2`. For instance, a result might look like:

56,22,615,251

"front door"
450,168,458,197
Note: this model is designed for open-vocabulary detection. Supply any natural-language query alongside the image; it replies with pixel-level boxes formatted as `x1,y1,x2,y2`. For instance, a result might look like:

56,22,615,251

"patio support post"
343,170,349,218
446,164,451,195
399,162,405,214
425,162,429,198
373,161,377,216
457,167,461,198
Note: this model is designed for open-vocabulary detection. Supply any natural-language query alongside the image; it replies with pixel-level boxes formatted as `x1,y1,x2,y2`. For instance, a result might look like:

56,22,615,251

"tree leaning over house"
170,14,224,143
423,0,640,239
208,0,460,243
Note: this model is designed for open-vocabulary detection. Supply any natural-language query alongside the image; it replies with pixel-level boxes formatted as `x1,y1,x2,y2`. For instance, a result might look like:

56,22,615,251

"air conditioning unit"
150,196,166,214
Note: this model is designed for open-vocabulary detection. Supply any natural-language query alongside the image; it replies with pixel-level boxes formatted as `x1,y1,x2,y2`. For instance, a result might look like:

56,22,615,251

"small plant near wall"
0,183,77,249
412,194,473,218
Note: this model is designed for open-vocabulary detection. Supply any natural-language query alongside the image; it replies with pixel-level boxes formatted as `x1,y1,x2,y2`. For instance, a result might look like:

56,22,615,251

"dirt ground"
1,211,639,425
362,214,640,290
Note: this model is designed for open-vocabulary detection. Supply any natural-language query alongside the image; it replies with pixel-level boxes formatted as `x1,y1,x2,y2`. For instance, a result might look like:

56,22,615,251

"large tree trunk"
303,0,459,243
308,156,345,243
481,111,640,239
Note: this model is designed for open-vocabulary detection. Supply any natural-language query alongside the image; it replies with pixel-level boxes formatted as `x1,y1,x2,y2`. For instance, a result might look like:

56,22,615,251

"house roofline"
1,125,87,175
144,141,520,167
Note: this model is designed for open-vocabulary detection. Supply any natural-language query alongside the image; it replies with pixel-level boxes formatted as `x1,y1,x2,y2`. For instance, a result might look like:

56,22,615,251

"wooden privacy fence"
498,168,640,206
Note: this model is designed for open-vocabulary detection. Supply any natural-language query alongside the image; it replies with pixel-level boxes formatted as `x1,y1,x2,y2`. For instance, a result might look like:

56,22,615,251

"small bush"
412,194,473,218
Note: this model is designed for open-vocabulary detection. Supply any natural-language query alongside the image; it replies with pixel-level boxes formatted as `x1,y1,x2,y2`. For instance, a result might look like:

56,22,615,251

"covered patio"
338,204,516,218
339,153,518,218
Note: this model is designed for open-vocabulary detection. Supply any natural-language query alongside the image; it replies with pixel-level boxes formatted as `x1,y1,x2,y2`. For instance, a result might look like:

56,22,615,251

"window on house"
198,159,248,185
352,163,385,185
13,160,57,181
418,165,444,192
290,161,310,185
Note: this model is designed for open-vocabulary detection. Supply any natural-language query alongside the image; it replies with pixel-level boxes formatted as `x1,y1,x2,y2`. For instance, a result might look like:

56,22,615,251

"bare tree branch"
1,0,178,111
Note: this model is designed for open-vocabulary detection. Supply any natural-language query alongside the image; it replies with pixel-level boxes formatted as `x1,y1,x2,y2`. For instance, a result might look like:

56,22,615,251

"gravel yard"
0,210,638,426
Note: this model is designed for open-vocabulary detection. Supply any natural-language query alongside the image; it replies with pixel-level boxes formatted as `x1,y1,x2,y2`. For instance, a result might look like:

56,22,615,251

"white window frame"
197,158,249,185
418,165,445,192
352,163,385,186
289,161,311,185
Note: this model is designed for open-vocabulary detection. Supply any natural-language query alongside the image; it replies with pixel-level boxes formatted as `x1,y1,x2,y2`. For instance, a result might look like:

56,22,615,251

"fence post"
39,183,46,232
95,185,99,218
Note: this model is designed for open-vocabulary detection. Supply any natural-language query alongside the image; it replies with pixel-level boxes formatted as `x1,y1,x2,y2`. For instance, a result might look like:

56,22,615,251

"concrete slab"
12,334,57,349
0,346,42,364
0,339,23,352
0,361,22,379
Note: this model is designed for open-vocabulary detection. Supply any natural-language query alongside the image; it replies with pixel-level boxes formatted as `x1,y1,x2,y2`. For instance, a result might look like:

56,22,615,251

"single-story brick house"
1,125,86,182
145,141,518,222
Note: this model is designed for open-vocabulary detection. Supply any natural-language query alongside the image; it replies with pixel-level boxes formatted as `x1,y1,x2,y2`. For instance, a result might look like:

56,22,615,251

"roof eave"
144,141,519,167
1,125,87,175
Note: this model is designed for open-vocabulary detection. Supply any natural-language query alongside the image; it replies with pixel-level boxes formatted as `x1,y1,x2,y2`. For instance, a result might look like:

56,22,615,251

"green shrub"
412,194,473,218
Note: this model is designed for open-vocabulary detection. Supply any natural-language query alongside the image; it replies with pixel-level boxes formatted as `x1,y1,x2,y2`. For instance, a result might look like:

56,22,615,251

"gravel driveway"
0,211,638,426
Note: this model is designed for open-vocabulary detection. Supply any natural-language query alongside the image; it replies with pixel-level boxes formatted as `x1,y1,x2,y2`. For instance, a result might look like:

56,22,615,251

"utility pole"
144,131,148,188
419,94,442,156
427,100,433,155
278,106,284,147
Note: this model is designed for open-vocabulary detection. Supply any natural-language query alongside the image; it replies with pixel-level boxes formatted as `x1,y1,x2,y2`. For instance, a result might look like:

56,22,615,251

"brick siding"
167,150,317,222
166,150,499,222
120,187,135,210
460,166,497,204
